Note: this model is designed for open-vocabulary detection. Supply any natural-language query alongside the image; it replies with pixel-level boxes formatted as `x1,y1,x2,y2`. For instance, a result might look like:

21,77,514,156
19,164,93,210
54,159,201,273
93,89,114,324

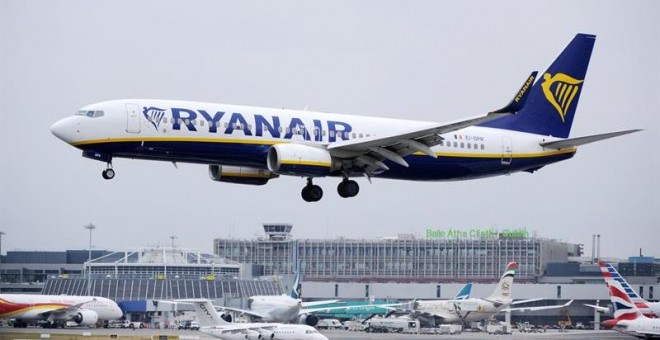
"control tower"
263,223,293,241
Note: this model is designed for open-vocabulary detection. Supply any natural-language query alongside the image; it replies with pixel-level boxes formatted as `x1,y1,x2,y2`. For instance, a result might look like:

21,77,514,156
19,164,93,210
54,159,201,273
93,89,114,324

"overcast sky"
1,1,658,260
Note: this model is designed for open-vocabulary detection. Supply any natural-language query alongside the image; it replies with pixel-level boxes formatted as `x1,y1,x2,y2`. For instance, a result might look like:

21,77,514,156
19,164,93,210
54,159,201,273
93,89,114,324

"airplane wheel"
338,180,359,198
102,169,115,180
308,185,323,201
301,187,312,202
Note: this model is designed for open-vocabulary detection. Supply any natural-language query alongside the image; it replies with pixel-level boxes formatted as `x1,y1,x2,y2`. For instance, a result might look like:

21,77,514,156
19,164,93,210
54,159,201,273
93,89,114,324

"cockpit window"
76,110,104,118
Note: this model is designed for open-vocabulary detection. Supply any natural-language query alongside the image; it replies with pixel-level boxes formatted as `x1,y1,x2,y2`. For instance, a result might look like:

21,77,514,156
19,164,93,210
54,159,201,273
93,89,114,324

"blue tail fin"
481,34,596,138
454,283,472,300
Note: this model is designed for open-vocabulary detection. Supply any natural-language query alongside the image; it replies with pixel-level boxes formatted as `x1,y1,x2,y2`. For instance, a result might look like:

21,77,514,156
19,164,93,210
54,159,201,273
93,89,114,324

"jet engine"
257,329,275,339
71,309,99,326
245,329,262,340
267,144,338,177
220,312,233,323
209,165,277,186
298,313,319,327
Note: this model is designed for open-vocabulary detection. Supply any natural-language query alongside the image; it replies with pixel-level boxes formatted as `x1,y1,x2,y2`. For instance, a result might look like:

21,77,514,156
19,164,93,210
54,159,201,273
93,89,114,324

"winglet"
491,71,538,113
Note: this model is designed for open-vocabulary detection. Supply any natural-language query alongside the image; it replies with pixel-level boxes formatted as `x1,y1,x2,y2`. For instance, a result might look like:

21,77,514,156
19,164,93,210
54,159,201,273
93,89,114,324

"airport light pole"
84,223,96,296
170,235,177,248
0,231,5,263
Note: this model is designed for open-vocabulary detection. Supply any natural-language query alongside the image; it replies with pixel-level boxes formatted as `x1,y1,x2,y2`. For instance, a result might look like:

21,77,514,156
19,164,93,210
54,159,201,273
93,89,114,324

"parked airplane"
585,262,660,318
0,293,123,328
187,299,328,340
407,262,572,325
50,33,639,202
218,265,337,326
601,279,660,338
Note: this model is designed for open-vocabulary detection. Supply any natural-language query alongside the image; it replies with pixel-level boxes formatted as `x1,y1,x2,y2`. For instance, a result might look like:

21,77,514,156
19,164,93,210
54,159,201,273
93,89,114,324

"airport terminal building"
214,224,582,283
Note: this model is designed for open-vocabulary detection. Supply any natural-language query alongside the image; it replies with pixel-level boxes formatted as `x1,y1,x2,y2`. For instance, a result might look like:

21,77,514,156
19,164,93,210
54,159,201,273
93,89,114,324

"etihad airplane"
0,293,123,328
408,262,573,325
601,280,660,338
585,262,660,318
185,299,328,340
50,33,640,202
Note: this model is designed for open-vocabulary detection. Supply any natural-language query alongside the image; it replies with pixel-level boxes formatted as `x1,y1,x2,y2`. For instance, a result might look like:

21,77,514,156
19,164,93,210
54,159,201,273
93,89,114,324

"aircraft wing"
583,303,610,313
502,299,573,312
327,112,512,173
216,306,270,320
38,298,97,319
300,299,339,308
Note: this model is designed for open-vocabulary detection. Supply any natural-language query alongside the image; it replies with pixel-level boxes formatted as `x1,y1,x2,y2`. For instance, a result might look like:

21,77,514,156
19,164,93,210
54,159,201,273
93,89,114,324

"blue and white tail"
600,262,657,318
290,260,302,299
608,280,643,321
455,283,472,300
482,34,596,138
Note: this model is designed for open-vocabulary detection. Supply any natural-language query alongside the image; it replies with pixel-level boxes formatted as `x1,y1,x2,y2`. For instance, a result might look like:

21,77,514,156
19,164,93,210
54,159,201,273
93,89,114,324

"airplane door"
126,104,141,133
501,135,512,165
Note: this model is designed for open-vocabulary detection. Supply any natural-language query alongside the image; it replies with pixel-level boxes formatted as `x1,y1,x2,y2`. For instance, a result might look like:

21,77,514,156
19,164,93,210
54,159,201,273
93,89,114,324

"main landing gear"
102,163,115,180
301,178,323,202
301,178,360,202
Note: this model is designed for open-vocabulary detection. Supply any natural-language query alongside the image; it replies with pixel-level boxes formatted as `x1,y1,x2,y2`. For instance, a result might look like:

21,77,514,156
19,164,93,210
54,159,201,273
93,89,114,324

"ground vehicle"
122,321,144,329
486,322,511,335
317,319,342,330
178,320,199,330
364,316,420,333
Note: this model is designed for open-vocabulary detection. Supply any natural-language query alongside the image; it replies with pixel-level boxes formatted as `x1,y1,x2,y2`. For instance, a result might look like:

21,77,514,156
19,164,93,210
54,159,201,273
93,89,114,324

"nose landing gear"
102,163,115,180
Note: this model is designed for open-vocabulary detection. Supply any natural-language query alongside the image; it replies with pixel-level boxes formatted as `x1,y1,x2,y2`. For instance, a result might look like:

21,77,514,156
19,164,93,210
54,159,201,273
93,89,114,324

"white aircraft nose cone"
50,117,75,143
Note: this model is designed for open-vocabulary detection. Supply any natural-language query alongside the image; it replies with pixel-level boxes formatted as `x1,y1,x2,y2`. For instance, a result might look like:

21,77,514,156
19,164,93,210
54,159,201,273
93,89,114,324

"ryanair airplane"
51,34,639,202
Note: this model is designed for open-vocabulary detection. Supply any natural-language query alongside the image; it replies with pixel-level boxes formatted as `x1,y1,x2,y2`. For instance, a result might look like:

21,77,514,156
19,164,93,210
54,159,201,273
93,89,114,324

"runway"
0,328,633,340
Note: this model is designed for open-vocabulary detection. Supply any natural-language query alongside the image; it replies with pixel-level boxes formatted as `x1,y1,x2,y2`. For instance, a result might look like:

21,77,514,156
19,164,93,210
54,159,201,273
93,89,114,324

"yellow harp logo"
541,73,583,122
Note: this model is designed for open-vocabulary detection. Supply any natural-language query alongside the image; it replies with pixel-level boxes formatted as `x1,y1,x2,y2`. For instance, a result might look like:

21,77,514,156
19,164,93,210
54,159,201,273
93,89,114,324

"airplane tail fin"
187,300,230,327
454,283,472,300
481,34,596,138
599,262,655,317
290,260,302,299
608,280,643,321
488,262,517,300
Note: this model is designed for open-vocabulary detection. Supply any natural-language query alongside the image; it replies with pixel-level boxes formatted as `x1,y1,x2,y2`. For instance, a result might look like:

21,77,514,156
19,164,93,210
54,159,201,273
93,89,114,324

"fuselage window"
224,122,229,128
460,142,464,148
453,142,458,147
248,124,252,130
359,133,363,138
192,120,197,126
352,133,357,139
329,131,335,137
163,117,168,124
467,143,471,149
200,120,205,126
481,144,485,150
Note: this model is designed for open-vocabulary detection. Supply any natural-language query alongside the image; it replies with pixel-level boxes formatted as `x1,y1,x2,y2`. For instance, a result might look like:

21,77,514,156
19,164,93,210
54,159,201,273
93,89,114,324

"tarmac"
0,327,634,340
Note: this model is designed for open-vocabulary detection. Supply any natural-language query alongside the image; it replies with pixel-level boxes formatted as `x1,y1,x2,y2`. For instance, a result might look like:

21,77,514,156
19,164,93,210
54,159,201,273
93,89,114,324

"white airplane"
217,266,338,326
186,299,328,340
585,262,660,318
0,293,123,328
408,262,573,325
50,33,640,202
601,279,660,338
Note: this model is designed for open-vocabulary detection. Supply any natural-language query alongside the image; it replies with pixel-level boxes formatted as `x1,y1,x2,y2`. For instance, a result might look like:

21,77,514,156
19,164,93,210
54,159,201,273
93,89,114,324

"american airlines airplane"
585,262,660,318
50,33,639,202
186,299,328,340
0,293,123,328
407,262,572,325
601,280,660,338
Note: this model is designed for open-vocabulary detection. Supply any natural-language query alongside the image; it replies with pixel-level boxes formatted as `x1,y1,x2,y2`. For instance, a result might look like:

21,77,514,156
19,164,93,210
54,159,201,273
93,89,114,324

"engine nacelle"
245,329,262,340
298,313,319,327
267,144,337,177
220,313,233,323
72,309,99,326
257,329,275,339
209,165,277,186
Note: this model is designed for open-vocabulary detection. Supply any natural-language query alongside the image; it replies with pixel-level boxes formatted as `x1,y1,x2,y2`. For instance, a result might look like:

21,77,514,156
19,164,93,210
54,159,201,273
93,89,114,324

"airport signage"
425,227,529,239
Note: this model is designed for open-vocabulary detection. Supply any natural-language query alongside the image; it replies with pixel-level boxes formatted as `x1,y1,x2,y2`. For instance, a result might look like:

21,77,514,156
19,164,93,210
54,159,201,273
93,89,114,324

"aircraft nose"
50,117,76,143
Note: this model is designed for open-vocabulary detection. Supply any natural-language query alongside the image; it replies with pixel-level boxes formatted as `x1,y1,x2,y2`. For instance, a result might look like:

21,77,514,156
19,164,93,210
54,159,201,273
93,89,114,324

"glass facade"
214,237,548,282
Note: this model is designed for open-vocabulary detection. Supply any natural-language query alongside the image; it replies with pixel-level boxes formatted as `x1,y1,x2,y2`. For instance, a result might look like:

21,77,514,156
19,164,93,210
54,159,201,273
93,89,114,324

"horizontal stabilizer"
540,129,642,149
584,303,610,313
491,71,538,113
